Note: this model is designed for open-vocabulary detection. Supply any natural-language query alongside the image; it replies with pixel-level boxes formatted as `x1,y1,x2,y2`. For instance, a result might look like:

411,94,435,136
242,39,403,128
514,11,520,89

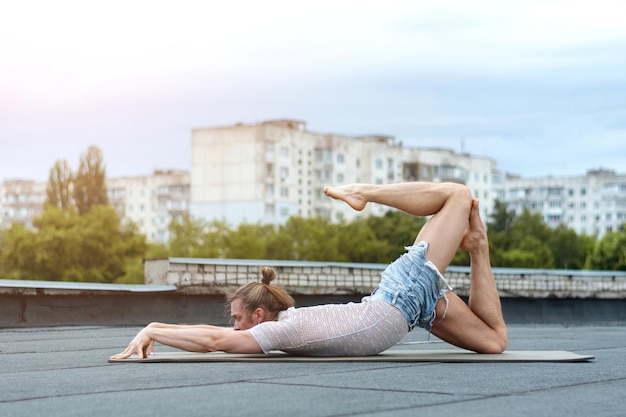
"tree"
265,225,297,260
168,216,229,258
495,208,554,268
586,229,626,271
279,216,342,261
547,224,594,270
501,236,553,268
224,223,275,260
487,199,516,233
73,145,108,215
0,205,146,282
337,219,391,263
46,160,74,210
365,210,427,263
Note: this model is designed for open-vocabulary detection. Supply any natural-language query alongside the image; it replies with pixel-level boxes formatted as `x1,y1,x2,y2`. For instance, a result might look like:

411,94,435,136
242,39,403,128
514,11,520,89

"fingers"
110,346,133,360
109,340,150,360
110,326,155,360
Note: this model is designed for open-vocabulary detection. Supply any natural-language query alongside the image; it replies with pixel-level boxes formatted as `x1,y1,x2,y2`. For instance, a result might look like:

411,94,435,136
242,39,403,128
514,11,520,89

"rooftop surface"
2,324,624,417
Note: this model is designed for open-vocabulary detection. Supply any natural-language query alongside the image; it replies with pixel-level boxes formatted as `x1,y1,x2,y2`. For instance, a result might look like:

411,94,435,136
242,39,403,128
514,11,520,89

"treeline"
1,146,625,284
0,146,146,283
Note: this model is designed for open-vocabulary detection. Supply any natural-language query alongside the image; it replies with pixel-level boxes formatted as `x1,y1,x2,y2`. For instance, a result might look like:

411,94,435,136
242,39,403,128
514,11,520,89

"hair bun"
260,266,277,285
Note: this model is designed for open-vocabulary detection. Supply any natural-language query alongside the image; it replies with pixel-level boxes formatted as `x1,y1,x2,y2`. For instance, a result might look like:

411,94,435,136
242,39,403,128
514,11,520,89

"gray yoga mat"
109,349,594,363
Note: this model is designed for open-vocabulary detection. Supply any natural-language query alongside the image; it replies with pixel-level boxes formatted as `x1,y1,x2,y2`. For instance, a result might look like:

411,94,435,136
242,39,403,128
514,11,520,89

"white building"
0,179,46,229
504,169,626,237
0,170,189,243
3,120,623,243
107,170,190,242
191,119,496,225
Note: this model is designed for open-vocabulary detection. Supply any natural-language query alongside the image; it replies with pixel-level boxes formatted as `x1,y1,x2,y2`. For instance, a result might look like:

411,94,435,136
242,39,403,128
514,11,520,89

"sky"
1,0,625,182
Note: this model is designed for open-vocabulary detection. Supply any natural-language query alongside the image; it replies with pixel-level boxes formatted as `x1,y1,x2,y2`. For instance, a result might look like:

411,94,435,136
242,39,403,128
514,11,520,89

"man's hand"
110,326,155,360
460,199,489,255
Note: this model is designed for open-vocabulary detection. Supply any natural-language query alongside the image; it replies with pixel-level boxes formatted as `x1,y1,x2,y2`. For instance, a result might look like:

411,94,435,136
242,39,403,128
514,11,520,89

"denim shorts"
371,241,452,331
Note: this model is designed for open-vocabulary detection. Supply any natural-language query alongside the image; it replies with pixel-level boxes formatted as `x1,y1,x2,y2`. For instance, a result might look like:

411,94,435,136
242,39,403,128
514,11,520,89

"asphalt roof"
1,324,624,417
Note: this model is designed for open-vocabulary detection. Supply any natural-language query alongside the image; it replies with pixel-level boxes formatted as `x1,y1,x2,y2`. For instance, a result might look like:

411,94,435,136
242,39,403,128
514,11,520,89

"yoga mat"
109,349,594,363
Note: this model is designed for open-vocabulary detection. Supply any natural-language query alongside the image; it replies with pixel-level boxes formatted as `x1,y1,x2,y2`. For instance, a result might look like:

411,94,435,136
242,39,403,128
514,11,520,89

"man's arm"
110,322,262,359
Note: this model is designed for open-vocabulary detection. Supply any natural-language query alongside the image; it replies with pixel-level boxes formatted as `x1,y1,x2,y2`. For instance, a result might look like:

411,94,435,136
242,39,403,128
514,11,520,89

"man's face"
230,298,257,330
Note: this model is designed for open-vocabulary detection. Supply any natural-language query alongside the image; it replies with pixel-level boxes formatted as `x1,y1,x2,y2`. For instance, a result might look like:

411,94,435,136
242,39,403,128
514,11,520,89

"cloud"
1,0,626,181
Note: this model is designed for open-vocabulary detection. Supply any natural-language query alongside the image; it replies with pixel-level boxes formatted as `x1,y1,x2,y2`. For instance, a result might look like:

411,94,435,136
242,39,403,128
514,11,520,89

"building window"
337,153,344,164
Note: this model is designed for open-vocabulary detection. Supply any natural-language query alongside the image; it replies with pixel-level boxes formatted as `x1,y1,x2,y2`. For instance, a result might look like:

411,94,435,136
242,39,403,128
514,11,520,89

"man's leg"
430,199,508,353
326,183,507,353
324,182,472,273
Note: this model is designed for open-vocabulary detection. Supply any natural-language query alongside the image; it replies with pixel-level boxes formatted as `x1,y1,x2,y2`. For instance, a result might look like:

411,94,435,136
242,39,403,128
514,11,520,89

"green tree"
365,210,427,263
337,219,390,263
70,205,146,282
500,236,553,268
497,209,554,268
265,226,296,260
0,205,146,282
1,207,83,280
168,216,230,258
46,160,74,210
488,199,516,233
280,216,341,261
547,224,593,270
586,228,626,270
74,145,108,215
483,200,518,267
117,241,170,284
168,215,208,257
224,222,275,259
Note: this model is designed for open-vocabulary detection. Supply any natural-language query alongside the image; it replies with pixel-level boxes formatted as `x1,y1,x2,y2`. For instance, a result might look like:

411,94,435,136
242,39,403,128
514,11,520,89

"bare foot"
323,184,368,211
460,199,488,255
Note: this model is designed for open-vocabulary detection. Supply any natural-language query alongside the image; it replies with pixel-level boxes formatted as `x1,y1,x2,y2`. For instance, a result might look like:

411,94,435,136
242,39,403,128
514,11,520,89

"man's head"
228,266,295,330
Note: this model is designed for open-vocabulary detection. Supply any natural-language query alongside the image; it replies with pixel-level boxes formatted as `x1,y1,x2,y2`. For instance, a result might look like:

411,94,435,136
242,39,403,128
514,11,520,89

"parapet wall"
145,258,626,299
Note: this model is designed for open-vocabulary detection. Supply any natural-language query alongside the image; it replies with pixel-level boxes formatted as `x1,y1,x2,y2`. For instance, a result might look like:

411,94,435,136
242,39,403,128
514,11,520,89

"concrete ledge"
0,279,176,295
145,258,626,298
1,290,625,328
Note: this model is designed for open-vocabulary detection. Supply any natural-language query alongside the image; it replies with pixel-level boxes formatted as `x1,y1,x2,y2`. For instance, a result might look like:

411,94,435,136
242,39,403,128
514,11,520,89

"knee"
480,329,508,354
446,183,473,206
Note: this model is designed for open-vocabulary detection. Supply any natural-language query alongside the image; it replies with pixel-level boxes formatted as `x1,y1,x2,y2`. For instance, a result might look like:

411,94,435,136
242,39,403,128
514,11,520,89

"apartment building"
190,119,496,225
107,169,190,242
0,170,189,243
3,120,622,242
0,179,46,229
504,169,626,237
